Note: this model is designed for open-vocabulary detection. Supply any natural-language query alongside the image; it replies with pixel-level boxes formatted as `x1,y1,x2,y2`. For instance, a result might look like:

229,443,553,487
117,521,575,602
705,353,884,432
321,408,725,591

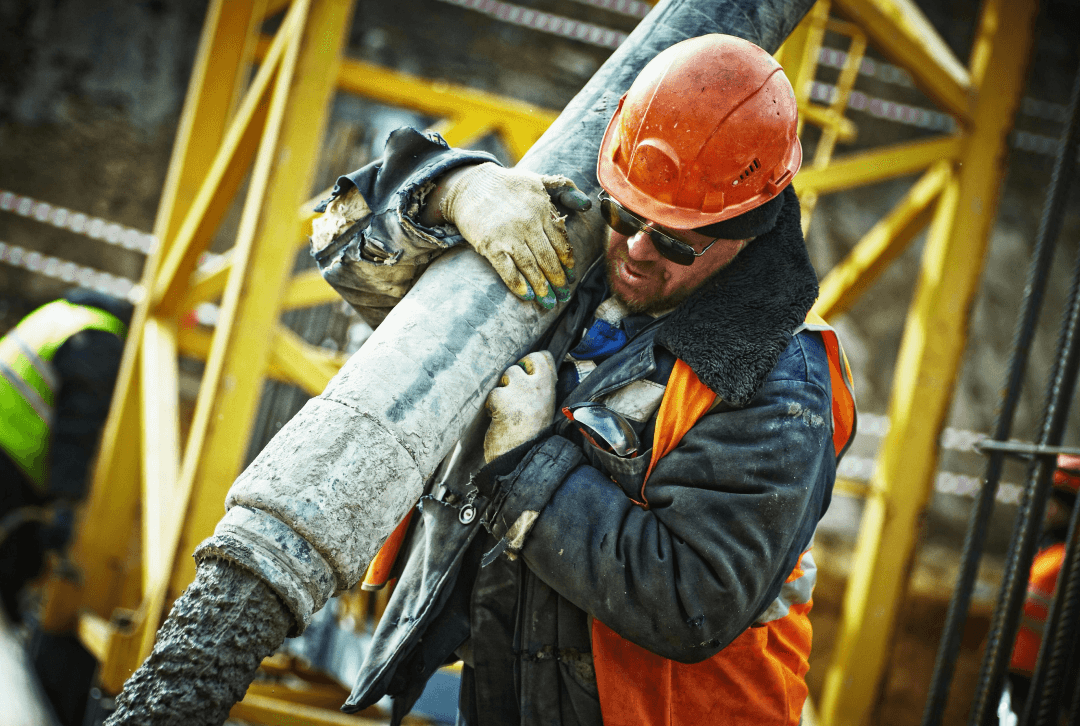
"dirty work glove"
439,162,589,309
484,351,557,463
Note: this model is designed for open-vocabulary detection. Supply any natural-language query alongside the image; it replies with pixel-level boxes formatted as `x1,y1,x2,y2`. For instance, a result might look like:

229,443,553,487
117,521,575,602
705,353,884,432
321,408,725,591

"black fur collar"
656,186,819,406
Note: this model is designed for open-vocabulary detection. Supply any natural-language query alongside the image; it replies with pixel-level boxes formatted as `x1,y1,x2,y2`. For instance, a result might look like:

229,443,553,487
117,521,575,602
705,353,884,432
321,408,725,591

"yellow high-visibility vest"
0,300,127,489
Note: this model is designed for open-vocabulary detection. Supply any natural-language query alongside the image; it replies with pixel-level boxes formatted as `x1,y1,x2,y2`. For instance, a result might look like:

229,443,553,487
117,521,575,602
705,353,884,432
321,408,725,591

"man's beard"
604,254,697,316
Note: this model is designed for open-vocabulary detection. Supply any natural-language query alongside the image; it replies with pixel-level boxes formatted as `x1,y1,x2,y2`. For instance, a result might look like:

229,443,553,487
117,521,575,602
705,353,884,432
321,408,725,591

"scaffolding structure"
36,0,1040,723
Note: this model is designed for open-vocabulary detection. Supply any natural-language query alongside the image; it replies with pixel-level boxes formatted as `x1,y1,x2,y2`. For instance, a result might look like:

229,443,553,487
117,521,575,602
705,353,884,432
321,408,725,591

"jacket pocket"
585,442,652,501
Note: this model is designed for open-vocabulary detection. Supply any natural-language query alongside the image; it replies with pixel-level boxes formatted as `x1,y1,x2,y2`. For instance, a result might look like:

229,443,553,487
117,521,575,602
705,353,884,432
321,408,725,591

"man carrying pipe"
310,34,856,726
105,3,834,724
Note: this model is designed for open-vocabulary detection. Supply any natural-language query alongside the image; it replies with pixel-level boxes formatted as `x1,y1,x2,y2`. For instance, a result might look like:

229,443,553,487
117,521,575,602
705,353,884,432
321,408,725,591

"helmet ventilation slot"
732,159,761,186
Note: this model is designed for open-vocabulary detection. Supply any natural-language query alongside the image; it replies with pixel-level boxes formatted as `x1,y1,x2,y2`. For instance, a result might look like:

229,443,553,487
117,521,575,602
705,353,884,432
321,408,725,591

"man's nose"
625,229,661,262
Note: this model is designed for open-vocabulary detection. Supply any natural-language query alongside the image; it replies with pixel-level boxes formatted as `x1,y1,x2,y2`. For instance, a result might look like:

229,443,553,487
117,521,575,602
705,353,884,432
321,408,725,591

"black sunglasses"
598,191,720,266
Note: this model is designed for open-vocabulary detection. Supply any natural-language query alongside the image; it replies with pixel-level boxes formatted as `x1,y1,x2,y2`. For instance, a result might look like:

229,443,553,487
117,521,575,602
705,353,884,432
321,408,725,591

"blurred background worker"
1000,454,1080,724
0,288,131,624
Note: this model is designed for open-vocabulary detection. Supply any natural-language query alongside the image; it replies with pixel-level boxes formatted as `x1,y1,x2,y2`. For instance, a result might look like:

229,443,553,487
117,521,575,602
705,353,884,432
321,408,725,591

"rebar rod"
1022,60,1080,726
1067,642,1080,726
1026,460,1080,724
922,46,1080,726
970,170,1080,726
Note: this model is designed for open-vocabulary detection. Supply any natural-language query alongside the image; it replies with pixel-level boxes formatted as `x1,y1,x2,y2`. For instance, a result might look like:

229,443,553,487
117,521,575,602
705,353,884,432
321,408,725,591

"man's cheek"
605,230,628,258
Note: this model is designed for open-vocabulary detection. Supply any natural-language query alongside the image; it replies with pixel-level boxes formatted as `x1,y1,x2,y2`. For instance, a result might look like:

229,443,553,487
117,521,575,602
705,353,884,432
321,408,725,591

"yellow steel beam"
500,117,550,161
154,0,268,259
269,325,345,396
801,23,868,231
299,188,329,239
167,0,355,606
243,679,352,710
181,258,339,315
776,1,830,138
255,34,558,160
281,268,341,310
177,326,346,387
77,610,141,695
801,104,858,143
231,693,384,726
813,29,866,168
333,56,556,148
76,611,114,665
264,0,292,19
177,256,232,314
135,316,184,665
150,7,298,318
813,160,951,319
139,317,182,591
832,0,973,122
429,113,497,151
793,135,961,197
176,190,327,313
833,478,871,499
40,0,267,635
818,0,1039,722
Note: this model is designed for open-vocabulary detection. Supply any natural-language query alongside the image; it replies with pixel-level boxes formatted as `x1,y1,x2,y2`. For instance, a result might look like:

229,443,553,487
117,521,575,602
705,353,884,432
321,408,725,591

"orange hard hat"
597,34,802,230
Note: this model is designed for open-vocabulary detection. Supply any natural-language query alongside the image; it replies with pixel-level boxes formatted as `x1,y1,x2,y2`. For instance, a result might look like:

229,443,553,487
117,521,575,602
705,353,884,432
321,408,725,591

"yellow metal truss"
37,0,1039,723
39,0,358,699
801,0,1038,724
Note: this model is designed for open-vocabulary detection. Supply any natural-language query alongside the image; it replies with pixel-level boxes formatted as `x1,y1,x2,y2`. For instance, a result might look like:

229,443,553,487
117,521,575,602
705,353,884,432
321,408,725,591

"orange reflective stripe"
804,311,856,459
637,358,715,507
639,313,855,509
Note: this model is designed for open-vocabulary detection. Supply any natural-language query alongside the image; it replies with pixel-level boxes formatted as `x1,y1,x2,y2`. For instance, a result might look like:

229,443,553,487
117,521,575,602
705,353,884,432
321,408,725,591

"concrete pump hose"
106,559,292,725
105,1,815,723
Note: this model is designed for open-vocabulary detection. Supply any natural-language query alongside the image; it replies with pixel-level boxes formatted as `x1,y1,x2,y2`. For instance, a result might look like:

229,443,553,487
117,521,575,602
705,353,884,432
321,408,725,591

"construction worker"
313,34,855,726
1000,455,1080,723
0,288,131,624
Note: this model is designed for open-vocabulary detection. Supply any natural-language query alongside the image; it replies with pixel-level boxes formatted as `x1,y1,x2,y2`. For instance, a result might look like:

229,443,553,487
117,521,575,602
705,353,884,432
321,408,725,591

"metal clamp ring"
458,505,476,525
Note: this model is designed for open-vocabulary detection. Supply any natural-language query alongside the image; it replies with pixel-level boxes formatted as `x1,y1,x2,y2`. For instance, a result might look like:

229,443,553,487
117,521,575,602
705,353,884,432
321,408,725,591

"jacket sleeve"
312,127,500,326
48,329,125,501
490,334,835,663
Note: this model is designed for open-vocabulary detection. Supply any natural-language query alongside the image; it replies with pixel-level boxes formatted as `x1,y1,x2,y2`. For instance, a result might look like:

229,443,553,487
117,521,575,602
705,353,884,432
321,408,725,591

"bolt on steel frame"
35,0,1041,723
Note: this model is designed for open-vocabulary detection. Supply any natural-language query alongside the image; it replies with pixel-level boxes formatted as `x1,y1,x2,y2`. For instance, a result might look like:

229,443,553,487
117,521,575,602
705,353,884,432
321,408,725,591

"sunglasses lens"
600,198,641,237
649,235,696,266
600,195,698,266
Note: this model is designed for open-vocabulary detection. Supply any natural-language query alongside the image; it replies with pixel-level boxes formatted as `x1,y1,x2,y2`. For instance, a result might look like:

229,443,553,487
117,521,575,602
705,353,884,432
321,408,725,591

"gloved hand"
484,351,558,463
439,162,589,309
